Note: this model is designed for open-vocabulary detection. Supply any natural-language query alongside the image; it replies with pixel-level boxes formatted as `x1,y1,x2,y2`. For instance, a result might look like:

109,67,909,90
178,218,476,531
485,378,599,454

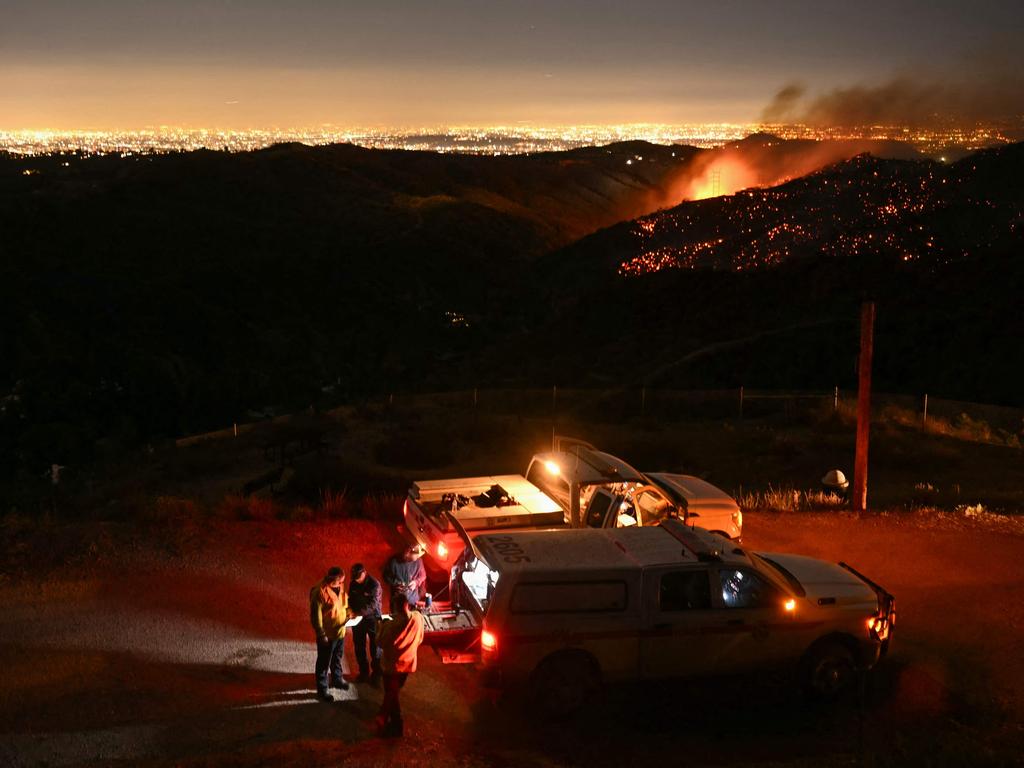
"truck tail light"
481,628,498,655
436,541,449,560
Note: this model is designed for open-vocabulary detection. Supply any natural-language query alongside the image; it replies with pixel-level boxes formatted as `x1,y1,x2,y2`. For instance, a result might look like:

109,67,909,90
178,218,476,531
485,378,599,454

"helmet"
821,469,849,490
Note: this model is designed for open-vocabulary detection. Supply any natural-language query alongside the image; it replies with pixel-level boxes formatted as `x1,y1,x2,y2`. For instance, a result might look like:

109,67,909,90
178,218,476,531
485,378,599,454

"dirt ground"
2,511,1023,768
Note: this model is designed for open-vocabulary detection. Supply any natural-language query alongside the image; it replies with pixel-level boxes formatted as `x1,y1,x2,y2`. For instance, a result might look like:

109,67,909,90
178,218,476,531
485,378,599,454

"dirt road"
1,511,1022,767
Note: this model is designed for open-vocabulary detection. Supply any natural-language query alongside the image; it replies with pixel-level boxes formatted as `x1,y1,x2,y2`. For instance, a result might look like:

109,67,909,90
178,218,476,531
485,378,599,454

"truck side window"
510,581,628,614
659,570,711,611
584,491,613,528
719,568,777,609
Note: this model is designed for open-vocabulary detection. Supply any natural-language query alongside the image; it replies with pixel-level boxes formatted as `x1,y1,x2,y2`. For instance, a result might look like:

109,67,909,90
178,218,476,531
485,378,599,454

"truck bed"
411,474,565,531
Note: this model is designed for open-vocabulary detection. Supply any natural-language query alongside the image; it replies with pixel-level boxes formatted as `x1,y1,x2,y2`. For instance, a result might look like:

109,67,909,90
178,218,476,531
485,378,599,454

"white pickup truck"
422,519,895,714
403,438,742,567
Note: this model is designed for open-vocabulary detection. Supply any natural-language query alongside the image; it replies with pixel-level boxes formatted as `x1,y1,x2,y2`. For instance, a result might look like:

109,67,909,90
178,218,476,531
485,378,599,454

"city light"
0,122,1016,158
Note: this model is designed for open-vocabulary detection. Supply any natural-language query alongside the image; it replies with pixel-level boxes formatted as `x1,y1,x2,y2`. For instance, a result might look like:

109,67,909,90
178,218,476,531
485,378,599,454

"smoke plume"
761,72,1024,127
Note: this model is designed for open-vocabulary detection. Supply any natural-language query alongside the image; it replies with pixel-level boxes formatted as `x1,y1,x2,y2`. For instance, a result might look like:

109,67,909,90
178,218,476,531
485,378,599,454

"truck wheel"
531,652,601,718
801,641,856,701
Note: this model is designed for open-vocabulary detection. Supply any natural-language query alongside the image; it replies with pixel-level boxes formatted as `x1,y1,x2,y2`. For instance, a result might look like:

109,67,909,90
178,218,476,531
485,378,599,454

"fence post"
233,422,238,437
739,386,744,420
922,393,928,428
834,386,839,412
473,387,478,408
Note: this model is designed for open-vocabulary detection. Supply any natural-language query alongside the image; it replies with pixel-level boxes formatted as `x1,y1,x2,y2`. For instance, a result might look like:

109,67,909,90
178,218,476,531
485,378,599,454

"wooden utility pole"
853,302,875,512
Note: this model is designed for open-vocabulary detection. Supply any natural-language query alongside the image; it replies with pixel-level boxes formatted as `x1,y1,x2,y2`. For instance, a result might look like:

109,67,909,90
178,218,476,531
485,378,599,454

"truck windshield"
526,461,569,506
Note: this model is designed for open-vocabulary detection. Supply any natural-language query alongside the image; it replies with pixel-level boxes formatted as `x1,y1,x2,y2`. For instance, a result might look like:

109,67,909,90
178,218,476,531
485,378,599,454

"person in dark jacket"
347,562,383,683
383,544,427,611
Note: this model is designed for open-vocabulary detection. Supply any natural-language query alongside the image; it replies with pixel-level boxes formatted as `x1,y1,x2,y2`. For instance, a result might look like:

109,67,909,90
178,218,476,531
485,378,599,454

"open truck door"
421,510,490,663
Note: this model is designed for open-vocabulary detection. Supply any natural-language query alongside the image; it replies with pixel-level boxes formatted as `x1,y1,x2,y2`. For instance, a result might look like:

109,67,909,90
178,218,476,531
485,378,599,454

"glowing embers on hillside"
619,240,723,275
615,154,1011,277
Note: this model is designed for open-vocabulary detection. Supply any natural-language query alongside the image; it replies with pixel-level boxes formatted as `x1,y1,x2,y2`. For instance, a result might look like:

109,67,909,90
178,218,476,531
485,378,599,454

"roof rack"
660,519,722,561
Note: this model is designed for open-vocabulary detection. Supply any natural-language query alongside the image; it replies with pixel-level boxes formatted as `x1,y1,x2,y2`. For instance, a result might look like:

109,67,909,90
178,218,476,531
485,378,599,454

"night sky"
2,0,1022,129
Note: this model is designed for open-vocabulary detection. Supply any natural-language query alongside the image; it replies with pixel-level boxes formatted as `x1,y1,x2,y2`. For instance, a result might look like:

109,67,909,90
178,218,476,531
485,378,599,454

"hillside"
1,138,1018,488
512,144,1024,400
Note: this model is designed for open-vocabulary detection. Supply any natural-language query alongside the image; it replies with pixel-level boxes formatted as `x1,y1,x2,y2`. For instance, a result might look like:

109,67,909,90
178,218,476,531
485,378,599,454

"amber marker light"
784,599,796,612
481,629,498,653
436,541,449,560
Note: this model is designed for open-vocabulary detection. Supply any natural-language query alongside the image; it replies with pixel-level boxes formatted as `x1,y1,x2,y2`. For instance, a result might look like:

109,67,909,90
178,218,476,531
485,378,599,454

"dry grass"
736,485,849,512
318,487,350,518
359,492,404,521
878,403,1021,447
215,494,276,521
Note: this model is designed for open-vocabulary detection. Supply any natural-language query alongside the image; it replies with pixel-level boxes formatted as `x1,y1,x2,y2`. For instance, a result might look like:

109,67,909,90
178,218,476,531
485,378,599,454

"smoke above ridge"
762,73,1024,127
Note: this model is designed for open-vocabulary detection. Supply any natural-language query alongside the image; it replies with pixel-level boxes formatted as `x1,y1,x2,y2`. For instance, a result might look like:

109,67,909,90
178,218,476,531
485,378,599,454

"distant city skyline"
2,1,1022,130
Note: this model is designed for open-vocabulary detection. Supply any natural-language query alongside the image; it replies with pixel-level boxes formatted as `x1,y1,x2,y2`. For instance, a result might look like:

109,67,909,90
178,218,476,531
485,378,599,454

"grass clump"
736,485,848,512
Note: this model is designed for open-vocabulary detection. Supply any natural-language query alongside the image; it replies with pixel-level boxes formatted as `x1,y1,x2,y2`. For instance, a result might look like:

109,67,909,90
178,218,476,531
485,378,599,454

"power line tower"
710,169,721,197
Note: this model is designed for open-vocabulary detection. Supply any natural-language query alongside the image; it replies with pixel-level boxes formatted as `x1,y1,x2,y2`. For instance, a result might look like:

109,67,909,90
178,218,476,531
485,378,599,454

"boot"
383,716,403,738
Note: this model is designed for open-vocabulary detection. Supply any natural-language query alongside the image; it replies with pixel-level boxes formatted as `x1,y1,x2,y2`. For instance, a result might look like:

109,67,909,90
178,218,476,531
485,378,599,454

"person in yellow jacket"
375,594,425,737
310,566,351,701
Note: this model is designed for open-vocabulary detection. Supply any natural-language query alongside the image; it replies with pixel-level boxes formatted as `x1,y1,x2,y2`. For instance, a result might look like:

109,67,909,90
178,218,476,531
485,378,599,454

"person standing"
309,566,351,701
376,594,425,737
383,544,427,611
348,562,383,684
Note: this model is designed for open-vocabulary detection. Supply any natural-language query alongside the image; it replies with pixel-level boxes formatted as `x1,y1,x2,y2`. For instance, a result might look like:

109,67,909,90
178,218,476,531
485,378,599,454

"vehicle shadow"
465,653,1017,768
472,673,859,766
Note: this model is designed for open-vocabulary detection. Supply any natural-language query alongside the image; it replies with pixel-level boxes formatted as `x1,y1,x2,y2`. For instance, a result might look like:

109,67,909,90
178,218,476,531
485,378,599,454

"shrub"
319,488,350,518
359,492,404,521
216,494,276,520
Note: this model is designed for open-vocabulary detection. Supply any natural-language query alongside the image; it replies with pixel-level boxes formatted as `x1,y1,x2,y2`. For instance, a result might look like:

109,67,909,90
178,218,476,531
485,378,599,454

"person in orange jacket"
310,566,351,701
375,594,425,737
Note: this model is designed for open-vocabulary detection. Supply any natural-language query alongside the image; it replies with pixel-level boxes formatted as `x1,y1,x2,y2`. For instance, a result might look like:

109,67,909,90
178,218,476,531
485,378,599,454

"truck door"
708,566,802,674
584,488,615,528
639,566,722,680
421,512,488,663
584,488,638,528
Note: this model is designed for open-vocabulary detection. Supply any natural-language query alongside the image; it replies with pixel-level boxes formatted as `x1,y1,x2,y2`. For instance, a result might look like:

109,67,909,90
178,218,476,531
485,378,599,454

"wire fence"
177,386,1024,448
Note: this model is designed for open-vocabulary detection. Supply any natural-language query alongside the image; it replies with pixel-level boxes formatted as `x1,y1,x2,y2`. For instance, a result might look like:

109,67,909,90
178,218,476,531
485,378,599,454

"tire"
801,640,856,702
530,652,602,718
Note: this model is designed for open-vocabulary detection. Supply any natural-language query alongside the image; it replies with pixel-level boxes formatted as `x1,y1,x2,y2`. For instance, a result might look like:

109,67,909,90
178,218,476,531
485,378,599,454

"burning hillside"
655,133,920,205
619,144,1024,275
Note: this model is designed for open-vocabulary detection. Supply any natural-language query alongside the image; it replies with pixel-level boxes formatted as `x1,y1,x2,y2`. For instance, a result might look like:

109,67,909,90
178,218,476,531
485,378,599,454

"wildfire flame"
661,137,914,206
